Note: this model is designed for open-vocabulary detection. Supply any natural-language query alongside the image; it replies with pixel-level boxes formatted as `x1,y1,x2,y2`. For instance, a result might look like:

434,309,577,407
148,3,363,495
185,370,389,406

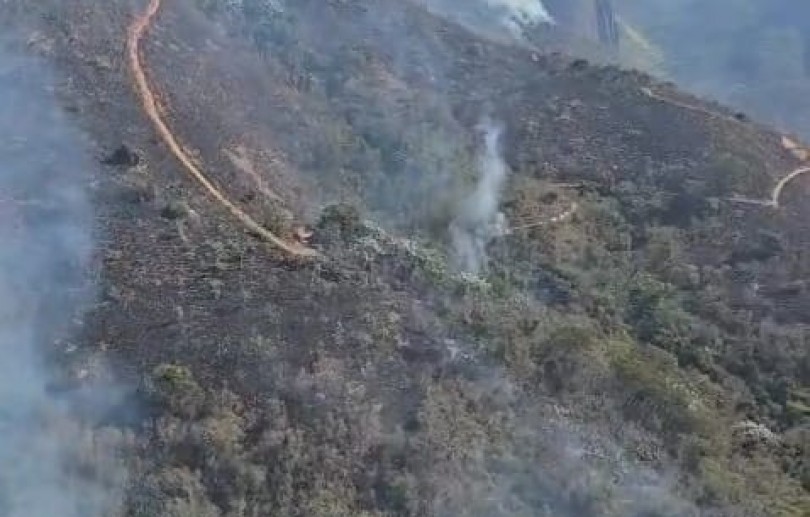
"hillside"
547,0,810,139
0,0,808,516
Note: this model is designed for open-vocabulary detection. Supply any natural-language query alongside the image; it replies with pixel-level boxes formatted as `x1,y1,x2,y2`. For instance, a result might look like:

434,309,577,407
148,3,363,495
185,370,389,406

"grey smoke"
450,120,508,273
0,43,126,516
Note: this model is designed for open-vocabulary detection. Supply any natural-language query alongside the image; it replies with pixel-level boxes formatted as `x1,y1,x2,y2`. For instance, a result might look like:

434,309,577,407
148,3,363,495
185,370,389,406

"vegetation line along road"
128,0,318,257
641,87,810,208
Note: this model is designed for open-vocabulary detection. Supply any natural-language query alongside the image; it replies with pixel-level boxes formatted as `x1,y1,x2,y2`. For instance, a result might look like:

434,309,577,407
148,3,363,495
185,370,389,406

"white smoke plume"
450,120,508,273
485,0,555,27
420,0,554,42
0,43,128,516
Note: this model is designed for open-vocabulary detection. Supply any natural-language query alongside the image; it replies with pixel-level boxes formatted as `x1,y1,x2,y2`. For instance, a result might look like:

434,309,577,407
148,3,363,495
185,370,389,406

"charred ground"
1,0,808,515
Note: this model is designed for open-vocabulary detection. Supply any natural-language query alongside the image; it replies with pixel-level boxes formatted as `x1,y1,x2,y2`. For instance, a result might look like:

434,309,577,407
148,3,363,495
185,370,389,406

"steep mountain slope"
0,0,808,515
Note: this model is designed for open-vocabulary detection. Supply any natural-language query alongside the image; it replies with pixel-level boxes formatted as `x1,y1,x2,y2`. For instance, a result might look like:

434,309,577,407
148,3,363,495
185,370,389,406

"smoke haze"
0,42,126,516
579,0,810,137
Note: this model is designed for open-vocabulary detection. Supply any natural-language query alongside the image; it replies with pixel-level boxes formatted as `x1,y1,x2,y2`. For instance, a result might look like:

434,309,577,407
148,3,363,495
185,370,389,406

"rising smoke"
450,120,508,273
0,42,127,516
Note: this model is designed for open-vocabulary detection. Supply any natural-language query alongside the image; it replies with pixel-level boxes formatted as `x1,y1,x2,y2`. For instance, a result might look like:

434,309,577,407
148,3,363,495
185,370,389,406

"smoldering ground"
0,41,128,517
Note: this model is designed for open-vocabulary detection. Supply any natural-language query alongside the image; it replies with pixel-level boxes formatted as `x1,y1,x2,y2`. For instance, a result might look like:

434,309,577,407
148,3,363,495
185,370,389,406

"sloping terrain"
0,0,808,516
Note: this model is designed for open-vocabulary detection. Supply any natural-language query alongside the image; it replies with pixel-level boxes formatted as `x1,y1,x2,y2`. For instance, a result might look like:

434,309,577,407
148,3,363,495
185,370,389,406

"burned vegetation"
0,0,807,515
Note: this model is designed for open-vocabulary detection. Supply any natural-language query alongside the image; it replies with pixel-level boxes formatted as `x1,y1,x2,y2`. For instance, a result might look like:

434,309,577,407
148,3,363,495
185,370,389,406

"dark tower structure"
595,0,619,49
544,0,619,50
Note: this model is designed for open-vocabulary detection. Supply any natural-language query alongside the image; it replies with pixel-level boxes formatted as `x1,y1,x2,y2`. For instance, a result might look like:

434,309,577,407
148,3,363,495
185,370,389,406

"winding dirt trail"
128,0,318,257
640,86,749,127
641,87,810,209
769,166,810,207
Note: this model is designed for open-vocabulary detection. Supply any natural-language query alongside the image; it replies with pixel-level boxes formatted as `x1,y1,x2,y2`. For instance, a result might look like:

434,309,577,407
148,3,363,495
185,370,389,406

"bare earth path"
641,87,810,209
128,0,318,257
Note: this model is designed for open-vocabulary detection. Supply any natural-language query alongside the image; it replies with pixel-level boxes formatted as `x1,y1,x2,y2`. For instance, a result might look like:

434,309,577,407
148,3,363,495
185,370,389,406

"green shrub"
608,340,716,440
150,364,206,419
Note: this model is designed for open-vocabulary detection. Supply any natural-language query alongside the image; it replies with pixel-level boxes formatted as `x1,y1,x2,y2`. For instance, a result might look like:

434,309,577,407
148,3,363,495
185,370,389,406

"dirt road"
641,86,810,209
128,0,318,257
